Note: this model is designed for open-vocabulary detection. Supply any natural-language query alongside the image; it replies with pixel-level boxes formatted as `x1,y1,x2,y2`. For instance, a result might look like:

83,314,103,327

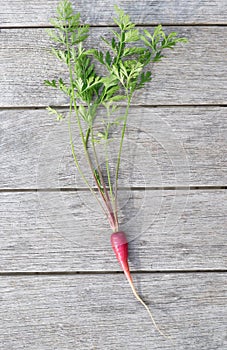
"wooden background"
0,1,226,349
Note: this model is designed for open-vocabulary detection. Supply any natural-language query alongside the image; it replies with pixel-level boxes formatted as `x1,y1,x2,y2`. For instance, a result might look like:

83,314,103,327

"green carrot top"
44,0,187,230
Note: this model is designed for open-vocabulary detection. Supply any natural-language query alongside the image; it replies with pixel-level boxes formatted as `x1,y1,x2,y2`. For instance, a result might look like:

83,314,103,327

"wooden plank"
0,27,227,107
0,273,226,349
0,107,226,188
0,190,226,272
0,1,227,26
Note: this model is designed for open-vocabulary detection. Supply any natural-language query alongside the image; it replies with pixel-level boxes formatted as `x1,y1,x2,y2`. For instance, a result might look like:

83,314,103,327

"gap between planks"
1,23,227,29
1,104,227,110
0,186,226,193
0,270,226,277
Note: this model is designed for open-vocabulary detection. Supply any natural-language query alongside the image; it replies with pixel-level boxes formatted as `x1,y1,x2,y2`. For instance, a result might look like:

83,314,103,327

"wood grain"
1,0,227,26
0,273,226,349
1,1,226,348
1,107,226,188
0,27,227,107
0,190,226,272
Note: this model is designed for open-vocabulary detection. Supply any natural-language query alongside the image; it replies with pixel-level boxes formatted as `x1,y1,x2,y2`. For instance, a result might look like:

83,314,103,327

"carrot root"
125,270,171,340
111,231,172,341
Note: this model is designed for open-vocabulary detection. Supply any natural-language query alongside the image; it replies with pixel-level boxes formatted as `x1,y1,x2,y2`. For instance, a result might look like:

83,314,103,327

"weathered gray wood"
0,27,227,107
0,273,226,349
0,190,226,272
0,2,226,348
1,107,226,188
0,1,227,26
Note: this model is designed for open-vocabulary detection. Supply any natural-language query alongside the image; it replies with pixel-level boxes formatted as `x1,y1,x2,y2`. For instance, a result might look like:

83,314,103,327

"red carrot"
45,2,187,340
111,231,170,339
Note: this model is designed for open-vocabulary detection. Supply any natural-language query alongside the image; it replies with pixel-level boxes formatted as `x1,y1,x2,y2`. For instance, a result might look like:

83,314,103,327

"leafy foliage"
44,0,188,227
141,25,188,62
46,1,187,109
46,106,65,121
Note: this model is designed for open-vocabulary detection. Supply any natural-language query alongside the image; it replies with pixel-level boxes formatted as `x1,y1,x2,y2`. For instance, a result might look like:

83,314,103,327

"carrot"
111,231,170,340
45,1,187,340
